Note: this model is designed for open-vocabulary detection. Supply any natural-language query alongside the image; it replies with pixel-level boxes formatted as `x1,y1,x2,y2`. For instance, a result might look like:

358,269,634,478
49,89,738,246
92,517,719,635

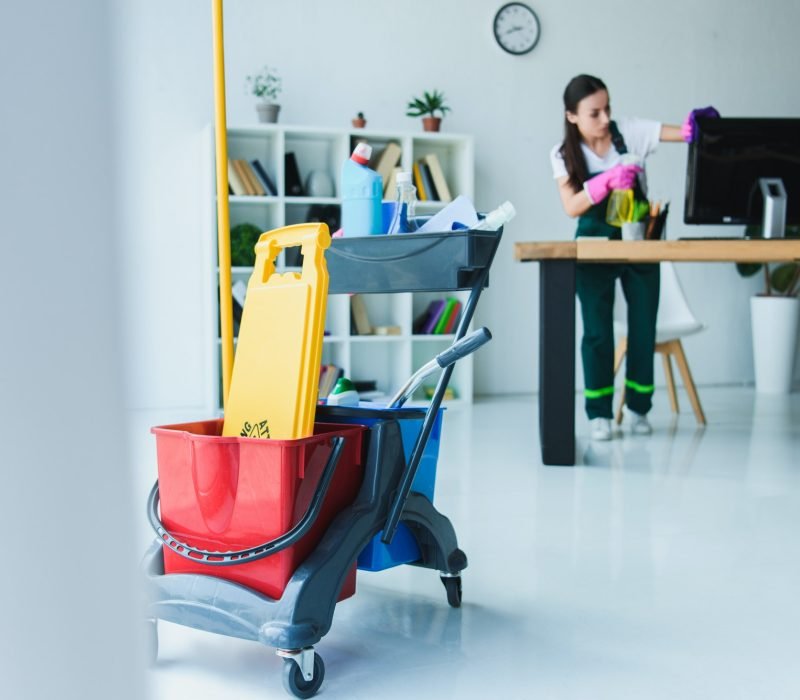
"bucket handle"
146,436,345,566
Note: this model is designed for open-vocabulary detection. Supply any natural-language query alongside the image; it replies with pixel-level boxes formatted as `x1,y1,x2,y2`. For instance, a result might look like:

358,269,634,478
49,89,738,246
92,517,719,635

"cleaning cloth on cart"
417,195,479,234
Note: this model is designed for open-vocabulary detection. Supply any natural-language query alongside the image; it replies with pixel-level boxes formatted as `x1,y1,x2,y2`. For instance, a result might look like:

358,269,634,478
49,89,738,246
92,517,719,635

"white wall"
0,1,144,697
118,0,800,410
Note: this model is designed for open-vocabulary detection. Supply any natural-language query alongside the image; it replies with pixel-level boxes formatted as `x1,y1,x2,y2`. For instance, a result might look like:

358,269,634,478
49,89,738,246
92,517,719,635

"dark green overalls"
576,122,660,419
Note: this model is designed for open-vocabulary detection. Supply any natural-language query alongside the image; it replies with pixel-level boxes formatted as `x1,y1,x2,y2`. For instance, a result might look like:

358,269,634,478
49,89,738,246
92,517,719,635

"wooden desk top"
514,239,800,263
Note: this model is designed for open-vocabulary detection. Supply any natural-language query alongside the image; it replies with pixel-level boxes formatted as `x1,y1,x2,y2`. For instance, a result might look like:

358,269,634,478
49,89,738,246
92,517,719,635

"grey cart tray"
327,229,501,294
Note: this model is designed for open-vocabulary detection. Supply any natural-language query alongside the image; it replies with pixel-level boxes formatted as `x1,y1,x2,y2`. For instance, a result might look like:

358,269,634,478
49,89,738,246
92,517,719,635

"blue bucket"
316,402,443,570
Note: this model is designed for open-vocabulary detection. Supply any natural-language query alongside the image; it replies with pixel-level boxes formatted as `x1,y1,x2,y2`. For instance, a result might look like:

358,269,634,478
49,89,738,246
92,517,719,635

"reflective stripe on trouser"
576,261,659,419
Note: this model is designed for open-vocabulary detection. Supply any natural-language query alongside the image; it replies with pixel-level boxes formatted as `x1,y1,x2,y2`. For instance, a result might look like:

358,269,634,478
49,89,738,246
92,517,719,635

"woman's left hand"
682,106,720,142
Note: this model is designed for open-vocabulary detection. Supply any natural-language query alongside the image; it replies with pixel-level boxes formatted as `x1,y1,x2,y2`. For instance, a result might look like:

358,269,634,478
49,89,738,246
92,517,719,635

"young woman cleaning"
550,73,717,440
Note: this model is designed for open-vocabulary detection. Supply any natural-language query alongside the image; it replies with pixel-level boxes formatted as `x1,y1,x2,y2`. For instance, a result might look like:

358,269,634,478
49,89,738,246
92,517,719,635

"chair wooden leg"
615,385,626,425
659,345,679,414
672,340,706,425
613,337,627,376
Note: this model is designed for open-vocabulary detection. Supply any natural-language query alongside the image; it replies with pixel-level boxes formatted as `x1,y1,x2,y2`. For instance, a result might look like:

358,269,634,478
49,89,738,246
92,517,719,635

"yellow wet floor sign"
222,223,331,440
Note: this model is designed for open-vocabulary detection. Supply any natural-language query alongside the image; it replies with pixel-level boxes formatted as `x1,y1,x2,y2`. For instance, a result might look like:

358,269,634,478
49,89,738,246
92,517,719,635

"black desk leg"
539,259,576,466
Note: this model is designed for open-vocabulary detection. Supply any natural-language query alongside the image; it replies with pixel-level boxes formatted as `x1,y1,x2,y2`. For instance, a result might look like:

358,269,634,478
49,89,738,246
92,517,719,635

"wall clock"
493,3,541,56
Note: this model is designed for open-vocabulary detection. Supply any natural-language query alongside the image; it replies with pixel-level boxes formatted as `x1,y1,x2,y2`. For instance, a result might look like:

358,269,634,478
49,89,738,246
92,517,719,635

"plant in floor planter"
246,65,282,123
736,224,800,296
406,89,450,132
737,224,800,393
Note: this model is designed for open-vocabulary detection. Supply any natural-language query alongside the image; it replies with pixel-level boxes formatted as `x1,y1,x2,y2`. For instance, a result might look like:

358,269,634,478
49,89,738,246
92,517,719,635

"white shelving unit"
209,124,475,411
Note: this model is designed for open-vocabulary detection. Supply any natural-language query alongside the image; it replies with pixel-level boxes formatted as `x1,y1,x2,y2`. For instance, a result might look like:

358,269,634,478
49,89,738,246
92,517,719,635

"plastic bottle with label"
341,143,383,237
326,377,360,406
606,154,642,227
472,200,516,230
387,171,418,234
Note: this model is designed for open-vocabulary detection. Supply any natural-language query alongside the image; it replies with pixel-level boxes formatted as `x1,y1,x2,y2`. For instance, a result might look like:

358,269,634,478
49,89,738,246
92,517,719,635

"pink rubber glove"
681,106,720,143
584,163,643,204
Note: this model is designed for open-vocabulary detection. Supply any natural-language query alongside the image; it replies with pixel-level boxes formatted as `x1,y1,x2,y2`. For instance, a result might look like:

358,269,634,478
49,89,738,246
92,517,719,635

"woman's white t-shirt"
550,117,661,192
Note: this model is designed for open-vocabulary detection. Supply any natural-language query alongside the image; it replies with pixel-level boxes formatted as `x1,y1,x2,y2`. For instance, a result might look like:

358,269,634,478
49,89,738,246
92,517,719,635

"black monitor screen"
684,117,800,225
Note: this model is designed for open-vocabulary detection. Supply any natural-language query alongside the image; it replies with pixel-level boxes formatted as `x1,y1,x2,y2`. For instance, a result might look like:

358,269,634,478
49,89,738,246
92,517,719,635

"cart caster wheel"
281,652,325,699
441,575,462,608
145,619,158,666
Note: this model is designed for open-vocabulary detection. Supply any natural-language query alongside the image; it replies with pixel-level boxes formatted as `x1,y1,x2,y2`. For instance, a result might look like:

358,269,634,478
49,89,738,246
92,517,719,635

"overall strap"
575,122,634,240
609,120,627,155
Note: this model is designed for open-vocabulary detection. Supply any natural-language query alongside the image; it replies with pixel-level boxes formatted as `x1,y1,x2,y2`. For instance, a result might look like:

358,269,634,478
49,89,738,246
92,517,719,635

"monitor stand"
759,177,787,238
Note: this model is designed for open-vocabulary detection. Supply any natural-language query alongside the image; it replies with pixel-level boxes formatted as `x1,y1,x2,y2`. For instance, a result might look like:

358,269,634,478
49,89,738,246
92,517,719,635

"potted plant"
406,89,451,132
246,65,282,123
351,112,367,129
738,225,800,393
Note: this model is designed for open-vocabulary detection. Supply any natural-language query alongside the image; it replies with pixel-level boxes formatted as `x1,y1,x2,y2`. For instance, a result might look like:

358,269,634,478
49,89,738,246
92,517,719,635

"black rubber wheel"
281,653,325,699
145,619,158,666
441,575,462,608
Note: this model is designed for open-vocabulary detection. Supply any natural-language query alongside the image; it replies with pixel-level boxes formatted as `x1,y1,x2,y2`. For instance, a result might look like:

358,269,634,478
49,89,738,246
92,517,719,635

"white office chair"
613,262,707,425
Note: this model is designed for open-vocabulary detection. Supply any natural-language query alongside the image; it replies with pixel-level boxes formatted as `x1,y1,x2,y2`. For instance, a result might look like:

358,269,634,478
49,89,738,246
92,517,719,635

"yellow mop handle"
212,0,234,410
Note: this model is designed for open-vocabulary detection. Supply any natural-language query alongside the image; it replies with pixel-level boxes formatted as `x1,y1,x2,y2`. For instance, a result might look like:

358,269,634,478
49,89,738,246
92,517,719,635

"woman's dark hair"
559,74,608,192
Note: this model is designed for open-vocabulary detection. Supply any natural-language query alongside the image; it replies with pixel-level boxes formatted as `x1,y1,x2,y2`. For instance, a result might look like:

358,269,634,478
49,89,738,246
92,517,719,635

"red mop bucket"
151,419,365,601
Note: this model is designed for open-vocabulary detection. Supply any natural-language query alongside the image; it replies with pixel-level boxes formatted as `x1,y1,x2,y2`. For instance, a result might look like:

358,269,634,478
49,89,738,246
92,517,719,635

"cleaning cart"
142,225,502,697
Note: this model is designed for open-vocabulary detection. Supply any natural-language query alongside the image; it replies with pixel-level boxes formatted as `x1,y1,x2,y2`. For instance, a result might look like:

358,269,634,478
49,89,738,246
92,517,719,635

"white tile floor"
134,387,800,700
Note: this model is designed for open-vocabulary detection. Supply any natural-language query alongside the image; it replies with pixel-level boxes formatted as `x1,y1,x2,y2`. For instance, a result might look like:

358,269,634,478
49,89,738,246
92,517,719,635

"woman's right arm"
556,176,593,218
556,164,642,218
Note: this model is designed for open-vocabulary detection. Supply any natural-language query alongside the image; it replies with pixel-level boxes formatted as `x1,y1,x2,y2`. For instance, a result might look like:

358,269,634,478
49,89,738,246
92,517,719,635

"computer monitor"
684,117,800,234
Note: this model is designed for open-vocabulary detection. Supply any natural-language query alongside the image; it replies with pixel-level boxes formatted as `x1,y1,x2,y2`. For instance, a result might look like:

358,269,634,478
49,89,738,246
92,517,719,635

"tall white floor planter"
750,295,800,393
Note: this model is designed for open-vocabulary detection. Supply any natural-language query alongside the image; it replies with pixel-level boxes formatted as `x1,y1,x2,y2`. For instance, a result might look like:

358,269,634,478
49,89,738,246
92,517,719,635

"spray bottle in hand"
605,154,643,226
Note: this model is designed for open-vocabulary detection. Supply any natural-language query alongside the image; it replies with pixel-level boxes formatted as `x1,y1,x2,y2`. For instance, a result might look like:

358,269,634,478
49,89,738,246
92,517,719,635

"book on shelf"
352,379,376,393
412,160,428,201
284,152,304,196
250,159,278,195
384,166,402,201
443,300,462,334
231,279,248,335
419,159,439,201
232,159,257,195
433,297,459,334
227,159,248,196
373,325,401,336
370,143,402,196
238,160,266,196
424,153,452,202
350,294,372,335
420,299,446,335
231,279,247,310
231,297,243,325
413,302,432,334
219,285,244,336
318,364,343,399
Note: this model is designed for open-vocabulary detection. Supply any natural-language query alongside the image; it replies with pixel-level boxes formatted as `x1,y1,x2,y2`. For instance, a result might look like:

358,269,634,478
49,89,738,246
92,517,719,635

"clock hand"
505,25,523,35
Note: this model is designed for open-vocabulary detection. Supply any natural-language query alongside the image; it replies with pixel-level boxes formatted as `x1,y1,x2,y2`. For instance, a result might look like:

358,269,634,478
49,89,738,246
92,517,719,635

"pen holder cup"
621,221,646,241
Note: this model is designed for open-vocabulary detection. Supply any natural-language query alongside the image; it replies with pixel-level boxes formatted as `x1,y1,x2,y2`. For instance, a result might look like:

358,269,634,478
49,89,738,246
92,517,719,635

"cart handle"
382,226,503,544
146,436,345,566
387,327,492,409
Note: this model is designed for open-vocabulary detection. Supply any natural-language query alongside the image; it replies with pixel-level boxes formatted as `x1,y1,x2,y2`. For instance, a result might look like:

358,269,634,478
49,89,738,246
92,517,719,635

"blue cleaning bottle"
387,171,418,234
341,143,383,236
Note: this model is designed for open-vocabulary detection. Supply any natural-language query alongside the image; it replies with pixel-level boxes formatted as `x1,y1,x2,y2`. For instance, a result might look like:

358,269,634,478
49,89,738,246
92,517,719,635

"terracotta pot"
256,103,280,123
422,116,441,132
351,118,366,129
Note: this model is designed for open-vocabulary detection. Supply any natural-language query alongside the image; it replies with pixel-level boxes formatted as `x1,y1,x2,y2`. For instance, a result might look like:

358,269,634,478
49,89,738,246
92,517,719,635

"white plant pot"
256,103,280,123
750,295,800,394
